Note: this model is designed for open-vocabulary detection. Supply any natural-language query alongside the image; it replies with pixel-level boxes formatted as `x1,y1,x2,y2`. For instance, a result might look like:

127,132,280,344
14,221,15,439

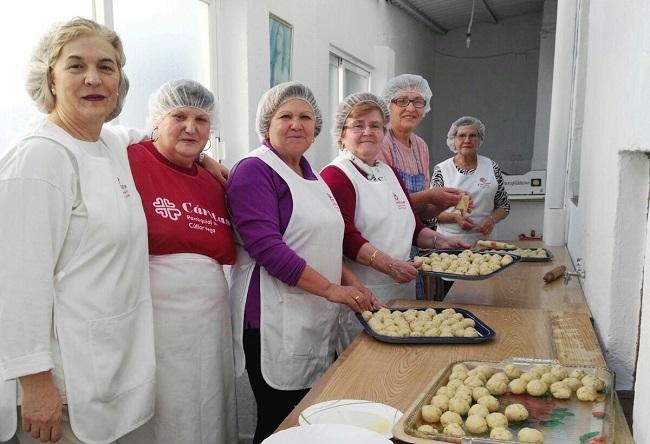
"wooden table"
444,242,592,316
277,300,633,443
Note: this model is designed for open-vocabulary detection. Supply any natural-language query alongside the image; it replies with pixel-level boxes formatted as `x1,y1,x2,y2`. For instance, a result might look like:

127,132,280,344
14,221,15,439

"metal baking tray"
393,357,614,444
478,247,554,263
416,249,521,280
356,307,495,344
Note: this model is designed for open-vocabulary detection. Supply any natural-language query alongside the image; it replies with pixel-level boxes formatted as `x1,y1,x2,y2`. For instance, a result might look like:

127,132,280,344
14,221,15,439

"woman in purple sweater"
227,81,376,444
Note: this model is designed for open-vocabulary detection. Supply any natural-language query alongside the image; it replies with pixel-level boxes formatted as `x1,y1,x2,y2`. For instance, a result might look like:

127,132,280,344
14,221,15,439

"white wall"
217,0,437,171
530,0,556,171
430,13,542,174
567,0,650,407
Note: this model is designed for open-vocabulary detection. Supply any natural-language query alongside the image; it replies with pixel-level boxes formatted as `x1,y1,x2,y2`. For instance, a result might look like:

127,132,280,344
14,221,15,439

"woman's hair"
25,17,129,122
148,79,217,131
380,74,433,115
333,92,389,148
255,81,323,140
446,116,486,152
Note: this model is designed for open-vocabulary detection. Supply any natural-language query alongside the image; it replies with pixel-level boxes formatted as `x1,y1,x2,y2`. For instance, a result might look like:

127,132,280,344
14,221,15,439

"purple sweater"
227,141,318,328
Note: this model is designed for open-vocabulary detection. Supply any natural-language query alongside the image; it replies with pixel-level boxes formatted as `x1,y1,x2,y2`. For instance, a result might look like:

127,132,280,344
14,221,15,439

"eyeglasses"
343,123,385,134
455,134,479,140
391,97,427,108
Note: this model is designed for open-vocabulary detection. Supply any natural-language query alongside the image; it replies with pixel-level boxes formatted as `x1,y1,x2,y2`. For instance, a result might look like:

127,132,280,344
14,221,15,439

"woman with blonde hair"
0,18,155,443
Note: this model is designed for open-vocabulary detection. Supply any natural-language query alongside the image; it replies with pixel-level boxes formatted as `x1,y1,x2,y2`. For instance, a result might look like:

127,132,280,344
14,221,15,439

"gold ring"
354,295,360,301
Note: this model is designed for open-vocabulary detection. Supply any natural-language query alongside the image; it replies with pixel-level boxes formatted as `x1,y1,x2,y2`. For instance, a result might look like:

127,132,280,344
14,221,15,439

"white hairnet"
148,79,217,130
332,92,389,147
255,81,323,140
380,74,433,114
446,116,486,152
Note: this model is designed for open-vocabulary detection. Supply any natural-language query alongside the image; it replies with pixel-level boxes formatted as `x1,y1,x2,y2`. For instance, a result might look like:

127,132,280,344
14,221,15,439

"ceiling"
388,0,545,34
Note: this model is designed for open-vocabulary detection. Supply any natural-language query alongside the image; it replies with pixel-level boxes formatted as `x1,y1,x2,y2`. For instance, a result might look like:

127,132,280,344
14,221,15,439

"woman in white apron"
375,75,468,299
126,80,238,444
432,116,511,245
227,82,377,444
0,18,156,444
320,92,470,350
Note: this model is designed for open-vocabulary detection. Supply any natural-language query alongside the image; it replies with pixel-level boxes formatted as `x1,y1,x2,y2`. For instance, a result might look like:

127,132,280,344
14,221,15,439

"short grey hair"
25,17,129,122
446,116,486,152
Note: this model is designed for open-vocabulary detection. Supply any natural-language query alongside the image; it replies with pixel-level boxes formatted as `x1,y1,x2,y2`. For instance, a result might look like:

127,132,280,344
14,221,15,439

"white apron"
326,158,416,350
125,254,237,444
0,121,155,444
436,155,497,244
229,146,344,390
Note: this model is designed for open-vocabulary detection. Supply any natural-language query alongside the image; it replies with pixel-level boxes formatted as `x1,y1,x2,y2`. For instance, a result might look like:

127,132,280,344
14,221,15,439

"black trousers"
243,329,309,444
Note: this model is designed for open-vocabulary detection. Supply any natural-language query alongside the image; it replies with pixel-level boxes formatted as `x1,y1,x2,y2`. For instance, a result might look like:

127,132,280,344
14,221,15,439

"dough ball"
421,404,442,423
440,410,463,427
361,310,373,321
436,386,455,398
540,372,559,385
504,364,522,380
465,414,488,434
452,363,469,373
449,370,468,381
472,386,491,402
489,372,510,383
550,366,569,380
518,427,544,443
562,377,583,392
476,365,495,379
453,391,472,404
464,375,486,388
447,379,463,390
448,397,471,416
431,394,450,411
581,375,605,392
576,385,597,402
504,403,529,422
443,423,466,437
417,424,438,434
461,318,476,328
486,378,509,395
490,426,514,441
526,379,548,397
509,378,527,394
468,403,490,418
467,368,487,381
486,412,508,429
520,371,540,382
569,369,586,380
477,395,500,412
551,385,571,399
464,327,480,337
530,365,550,376
550,381,568,393
455,385,473,398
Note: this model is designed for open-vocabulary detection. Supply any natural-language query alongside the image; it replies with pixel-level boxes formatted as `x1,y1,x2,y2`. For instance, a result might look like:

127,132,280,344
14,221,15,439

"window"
112,0,211,129
328,50,371,107
0,1,93,153
0,0,214,155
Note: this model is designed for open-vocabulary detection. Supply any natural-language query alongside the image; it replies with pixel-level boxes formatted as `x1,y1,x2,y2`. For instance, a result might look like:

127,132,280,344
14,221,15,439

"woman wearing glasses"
321,93,469,349
378,74,466,216
432,116,510,244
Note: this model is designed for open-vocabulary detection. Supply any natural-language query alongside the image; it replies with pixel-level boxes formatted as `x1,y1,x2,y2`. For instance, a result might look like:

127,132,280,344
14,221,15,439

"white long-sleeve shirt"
0,121,146,395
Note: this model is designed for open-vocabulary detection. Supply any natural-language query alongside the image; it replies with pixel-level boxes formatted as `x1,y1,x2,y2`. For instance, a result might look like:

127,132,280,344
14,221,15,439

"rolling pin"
543,265,566,283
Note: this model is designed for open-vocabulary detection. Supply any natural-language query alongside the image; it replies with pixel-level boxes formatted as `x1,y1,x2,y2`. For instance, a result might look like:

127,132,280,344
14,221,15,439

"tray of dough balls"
392,358,614,444
478,248,553,263
415,249,520,280
358,307,495,344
